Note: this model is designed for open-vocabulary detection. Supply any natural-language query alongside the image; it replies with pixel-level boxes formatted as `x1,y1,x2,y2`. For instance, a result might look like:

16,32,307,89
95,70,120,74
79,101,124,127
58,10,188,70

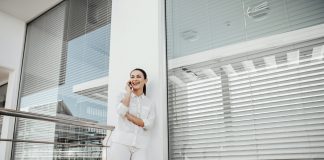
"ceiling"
0,0,62,22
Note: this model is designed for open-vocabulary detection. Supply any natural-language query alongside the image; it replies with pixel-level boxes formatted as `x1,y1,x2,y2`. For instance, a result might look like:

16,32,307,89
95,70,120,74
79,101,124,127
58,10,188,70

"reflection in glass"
15,0,111,159
167,34,324,159
166,0,324,59
14,118,107,160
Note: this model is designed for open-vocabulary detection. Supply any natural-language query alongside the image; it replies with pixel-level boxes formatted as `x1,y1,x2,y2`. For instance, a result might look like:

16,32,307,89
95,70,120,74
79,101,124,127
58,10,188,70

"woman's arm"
125,113,144,127
121,92,131,107
126,104,156,129
116,82,133,116
142,104,155,130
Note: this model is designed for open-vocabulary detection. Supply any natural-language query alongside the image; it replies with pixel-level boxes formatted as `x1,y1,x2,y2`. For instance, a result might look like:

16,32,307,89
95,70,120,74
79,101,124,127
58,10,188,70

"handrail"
0,108,114,130
0,138,106,147
0,108,113,147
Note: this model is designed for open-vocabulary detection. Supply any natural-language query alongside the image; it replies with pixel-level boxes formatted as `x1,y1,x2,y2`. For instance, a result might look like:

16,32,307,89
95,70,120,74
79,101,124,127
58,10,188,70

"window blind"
20,2,67,97
15,0,112,159
168,38,324,159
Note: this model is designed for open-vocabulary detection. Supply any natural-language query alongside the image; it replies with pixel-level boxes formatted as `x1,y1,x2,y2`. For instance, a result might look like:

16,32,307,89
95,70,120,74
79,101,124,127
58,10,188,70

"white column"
0,11,26,160
107,0,168,160
0,70,23,160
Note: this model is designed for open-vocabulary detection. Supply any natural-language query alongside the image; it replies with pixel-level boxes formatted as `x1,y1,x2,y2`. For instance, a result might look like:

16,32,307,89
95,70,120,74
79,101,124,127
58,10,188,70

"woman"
108,68,155,160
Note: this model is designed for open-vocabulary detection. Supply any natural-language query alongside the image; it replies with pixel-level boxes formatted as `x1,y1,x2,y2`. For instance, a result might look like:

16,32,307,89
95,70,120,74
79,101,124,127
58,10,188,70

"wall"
107,0,168,159
0,11,26,160
0,11,25,70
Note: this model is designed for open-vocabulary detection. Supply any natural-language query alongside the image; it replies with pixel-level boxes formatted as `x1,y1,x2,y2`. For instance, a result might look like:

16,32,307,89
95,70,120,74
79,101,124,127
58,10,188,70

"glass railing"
0,108,114,160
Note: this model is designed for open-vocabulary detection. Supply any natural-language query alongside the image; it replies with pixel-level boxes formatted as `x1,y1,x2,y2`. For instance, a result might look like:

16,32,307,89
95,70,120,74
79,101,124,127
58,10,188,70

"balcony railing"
0,108,114,160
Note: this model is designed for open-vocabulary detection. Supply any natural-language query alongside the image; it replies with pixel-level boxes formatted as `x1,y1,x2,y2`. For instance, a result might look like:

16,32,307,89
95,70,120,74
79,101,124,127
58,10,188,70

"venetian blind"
20,2,67,97
15,0,112,159
168,38,324,160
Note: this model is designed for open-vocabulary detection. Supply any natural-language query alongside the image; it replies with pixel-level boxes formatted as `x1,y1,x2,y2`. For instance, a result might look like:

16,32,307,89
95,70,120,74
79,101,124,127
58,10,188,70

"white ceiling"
0,0,62,22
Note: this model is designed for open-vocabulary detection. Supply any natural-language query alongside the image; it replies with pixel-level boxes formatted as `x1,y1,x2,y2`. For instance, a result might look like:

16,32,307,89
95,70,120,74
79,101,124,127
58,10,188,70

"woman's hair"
131,68,147,95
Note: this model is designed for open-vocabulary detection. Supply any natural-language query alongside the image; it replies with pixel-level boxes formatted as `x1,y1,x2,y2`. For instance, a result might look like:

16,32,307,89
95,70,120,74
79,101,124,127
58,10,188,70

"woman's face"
130,70,147,91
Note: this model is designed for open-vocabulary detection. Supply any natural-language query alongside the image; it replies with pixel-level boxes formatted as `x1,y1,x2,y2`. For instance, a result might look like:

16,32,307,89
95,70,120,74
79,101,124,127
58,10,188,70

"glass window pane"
166,0,324,59
15,0,112,159
166,0,324,159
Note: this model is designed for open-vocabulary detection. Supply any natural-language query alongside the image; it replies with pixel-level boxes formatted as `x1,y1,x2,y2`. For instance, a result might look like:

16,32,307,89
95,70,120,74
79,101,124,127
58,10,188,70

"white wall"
0,11,25,71
0,11,26,160
107,0,168,159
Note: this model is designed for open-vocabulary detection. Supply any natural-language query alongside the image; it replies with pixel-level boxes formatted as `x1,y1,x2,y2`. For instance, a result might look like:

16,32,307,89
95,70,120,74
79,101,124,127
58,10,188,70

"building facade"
0,0,324,160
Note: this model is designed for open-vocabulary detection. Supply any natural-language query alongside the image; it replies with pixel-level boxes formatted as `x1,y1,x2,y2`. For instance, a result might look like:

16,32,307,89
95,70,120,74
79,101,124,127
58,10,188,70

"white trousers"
108,142,147,160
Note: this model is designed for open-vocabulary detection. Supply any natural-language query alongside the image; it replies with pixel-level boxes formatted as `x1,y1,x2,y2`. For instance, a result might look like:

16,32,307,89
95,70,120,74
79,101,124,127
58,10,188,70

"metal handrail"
0,138,106,147
0,108,114,147
0,108,114,130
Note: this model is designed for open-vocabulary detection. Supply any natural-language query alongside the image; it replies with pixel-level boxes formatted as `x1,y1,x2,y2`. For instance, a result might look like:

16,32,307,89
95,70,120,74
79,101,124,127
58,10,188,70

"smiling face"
130,70,147,93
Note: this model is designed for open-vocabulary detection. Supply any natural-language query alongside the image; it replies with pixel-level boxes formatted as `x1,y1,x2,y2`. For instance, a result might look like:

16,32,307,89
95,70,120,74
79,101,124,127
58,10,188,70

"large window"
166,0,324,59
15,0,111,159
166,0,324,159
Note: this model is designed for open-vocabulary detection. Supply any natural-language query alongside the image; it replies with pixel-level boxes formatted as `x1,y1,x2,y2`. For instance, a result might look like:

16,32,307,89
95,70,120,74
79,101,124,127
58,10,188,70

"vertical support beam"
0,70,21,160
107,0,167,160
220,68,232,124
0,11,26,160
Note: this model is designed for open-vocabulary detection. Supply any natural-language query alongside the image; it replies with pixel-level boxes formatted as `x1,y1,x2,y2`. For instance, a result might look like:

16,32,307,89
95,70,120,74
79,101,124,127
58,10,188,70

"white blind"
168,38,324,159
15,0,112,159
21,2,67,97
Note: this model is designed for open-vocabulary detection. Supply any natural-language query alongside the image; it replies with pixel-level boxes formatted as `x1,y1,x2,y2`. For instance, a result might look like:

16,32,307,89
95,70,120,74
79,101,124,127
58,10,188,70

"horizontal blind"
168,38,324,160
16,8,67,159
16,0,112,159
20,2,67,97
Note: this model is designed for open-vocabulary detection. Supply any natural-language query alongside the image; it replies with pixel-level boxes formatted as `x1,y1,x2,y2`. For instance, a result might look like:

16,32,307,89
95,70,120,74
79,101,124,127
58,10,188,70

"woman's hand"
125,80,133,93
120,81,132,108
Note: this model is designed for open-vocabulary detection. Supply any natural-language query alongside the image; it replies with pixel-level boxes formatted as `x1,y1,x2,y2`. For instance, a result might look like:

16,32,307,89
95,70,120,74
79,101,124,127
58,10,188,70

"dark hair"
131,68,147,95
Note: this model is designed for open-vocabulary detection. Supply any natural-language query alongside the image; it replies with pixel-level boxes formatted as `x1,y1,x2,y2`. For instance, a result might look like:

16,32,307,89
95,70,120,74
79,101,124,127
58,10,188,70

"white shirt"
110,92,155,148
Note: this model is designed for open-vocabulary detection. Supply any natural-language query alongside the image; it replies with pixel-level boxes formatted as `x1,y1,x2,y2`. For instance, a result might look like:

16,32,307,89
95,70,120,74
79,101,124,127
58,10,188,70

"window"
14,0,112,159
166,0,324,159
166,0,324,59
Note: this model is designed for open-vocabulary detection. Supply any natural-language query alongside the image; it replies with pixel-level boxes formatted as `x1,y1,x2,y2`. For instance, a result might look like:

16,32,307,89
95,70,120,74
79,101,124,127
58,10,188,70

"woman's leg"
131,148,147,160
108,143,131,160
